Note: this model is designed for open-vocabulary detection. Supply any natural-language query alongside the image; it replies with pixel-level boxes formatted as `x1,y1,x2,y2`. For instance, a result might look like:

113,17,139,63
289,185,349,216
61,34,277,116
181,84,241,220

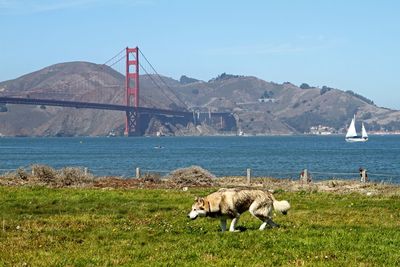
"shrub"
142,172,162,183
292,102,300,108
56,167,94,187
32,165,57,183
15,168,29,180
30,165,93,186
166,166,216,187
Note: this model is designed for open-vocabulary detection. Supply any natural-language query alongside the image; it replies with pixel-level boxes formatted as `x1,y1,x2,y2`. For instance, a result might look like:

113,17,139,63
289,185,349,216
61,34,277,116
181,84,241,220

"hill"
0,62,187,136
171,73,400,134
1,63,400,136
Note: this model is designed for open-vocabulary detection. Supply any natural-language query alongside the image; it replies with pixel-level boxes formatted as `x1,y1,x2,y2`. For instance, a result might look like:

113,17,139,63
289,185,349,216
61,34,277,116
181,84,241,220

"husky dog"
188,188,290,232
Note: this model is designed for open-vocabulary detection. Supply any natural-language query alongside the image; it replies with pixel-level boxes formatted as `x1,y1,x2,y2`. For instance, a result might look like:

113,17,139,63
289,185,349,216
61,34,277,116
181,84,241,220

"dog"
188,188,290,232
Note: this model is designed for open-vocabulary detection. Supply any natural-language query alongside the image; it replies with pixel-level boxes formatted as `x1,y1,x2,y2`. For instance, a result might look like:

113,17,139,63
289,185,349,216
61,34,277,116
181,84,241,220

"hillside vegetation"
1,63,400,136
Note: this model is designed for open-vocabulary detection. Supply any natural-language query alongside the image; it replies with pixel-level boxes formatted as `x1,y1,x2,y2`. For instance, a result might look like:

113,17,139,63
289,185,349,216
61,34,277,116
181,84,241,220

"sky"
1,0,400,109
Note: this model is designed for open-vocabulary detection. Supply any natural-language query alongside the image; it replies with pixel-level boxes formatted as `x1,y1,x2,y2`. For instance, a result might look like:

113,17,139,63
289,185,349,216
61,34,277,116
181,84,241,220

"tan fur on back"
205,188,274,218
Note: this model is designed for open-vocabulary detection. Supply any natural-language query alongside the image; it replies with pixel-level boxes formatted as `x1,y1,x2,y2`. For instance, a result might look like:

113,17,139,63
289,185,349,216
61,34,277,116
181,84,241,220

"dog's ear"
194,197,199,201
196,197,204,204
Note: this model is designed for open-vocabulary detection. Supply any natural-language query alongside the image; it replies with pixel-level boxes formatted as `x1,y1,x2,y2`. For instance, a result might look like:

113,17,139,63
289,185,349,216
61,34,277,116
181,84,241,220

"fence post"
360,169,368,183
136,167,141,179
300,169,311,184
246,168,251,185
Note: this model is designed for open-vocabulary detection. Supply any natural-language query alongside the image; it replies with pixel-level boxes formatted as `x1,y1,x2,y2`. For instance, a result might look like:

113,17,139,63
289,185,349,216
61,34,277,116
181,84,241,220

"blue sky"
1,0,400,109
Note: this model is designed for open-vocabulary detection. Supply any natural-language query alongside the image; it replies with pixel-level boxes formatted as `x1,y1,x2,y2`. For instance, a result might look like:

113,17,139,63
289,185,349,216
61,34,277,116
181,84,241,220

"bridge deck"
0,97,231,117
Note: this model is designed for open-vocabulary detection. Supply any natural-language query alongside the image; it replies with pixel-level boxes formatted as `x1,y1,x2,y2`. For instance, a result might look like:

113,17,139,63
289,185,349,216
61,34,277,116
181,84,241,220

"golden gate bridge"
0,47,236,136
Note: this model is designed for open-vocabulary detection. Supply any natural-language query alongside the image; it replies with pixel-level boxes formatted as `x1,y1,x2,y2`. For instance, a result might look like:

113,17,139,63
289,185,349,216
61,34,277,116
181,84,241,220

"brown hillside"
1,64,400,136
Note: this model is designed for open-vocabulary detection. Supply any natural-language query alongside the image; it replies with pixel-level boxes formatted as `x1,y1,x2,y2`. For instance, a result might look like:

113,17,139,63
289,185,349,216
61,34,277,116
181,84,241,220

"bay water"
0,135,399,183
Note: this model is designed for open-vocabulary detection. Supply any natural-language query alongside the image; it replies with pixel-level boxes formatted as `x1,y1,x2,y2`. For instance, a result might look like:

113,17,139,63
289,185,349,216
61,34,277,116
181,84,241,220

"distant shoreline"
2,132,400,137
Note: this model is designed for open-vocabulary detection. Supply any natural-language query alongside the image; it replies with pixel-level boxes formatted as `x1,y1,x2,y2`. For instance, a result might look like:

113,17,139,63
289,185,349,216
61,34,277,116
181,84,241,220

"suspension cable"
103,47,126,65
138,48,187,108
103,47,188,110
107,54,125,68
139,63,178,105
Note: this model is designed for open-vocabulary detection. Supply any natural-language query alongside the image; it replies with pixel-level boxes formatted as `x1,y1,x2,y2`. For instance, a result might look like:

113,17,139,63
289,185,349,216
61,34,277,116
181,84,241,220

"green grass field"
0,186,399,266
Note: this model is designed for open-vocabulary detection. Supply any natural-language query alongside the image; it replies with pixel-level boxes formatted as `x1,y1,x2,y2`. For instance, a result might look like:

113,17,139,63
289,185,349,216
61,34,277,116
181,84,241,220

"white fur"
188,209,207,219
229,217,240,232
259,222,267,230
273,200,291,213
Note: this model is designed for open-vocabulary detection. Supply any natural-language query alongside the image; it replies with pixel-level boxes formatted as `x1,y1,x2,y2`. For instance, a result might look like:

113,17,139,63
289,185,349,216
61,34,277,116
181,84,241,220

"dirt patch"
216,177,400,196
93,176,167,189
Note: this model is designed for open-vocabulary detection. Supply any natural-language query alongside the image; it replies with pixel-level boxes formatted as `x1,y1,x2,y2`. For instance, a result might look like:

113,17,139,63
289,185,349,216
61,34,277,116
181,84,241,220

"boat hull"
345,137,368,142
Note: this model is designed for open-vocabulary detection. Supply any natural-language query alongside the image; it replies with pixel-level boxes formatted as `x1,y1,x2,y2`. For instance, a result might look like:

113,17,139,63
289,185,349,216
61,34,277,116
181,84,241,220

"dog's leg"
266,218,280,228
259,222,268,230
229,216,240,232
250,202,272,230
220,219,227,232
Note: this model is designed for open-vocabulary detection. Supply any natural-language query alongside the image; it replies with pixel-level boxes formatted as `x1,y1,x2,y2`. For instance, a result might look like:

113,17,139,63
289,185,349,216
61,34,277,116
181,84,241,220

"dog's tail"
271,195,291,215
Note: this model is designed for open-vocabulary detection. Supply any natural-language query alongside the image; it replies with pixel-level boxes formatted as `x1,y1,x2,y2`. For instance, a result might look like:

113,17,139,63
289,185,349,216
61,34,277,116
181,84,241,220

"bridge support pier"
124,109,140,136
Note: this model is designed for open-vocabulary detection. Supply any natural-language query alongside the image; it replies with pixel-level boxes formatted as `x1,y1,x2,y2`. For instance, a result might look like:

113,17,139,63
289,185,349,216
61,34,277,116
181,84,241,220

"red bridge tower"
124,47,140,136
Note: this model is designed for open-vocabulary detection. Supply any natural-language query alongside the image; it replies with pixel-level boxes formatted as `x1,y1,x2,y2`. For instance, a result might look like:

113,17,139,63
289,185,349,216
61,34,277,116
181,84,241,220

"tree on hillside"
209,73,241,82
180,75,199,84
300,83,312,89
320,86,333,95
346,90,375,105
261,90,274,99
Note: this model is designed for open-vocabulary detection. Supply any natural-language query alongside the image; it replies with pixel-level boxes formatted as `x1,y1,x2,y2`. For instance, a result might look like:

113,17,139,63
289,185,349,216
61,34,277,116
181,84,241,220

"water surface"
0,135,399,182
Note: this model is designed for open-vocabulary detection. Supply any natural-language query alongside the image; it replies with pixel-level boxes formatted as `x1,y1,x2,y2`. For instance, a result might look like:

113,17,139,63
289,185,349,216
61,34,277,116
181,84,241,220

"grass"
0,186,399,266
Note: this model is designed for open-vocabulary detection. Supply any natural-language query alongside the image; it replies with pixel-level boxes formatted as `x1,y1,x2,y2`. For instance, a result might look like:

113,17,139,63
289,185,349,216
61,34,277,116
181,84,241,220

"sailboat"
345,115,368,142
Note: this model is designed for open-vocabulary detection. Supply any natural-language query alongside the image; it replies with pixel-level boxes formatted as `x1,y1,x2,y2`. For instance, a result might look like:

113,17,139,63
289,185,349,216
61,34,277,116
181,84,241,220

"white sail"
345,115,368,142
361,123,368,138
345,116,357,138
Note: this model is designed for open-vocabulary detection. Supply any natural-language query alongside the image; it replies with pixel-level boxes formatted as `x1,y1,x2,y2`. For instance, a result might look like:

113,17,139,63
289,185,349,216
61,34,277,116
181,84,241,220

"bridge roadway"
0,96,231,118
